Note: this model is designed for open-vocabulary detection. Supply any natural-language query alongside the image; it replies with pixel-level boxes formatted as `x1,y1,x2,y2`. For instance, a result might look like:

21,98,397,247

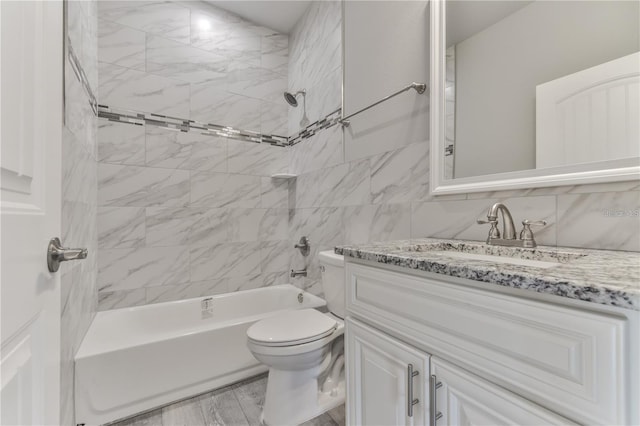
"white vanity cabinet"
346,318,430,426
346,317,574,426
344,261,638,426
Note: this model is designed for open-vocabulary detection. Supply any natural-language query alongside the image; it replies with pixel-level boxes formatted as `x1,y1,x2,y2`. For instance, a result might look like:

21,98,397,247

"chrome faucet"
477,203,516,241
477,203,547,248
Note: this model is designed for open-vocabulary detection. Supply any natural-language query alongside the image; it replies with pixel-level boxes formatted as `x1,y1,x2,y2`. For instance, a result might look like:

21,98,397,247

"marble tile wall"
97,1,290,309
286,1,343,295
61,1,99,425
98,0,288,135
287,1,342,136
289,0,640,297
97,120,291,309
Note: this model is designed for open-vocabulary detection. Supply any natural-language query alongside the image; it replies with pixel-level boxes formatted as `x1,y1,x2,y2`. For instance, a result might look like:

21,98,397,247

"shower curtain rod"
339,82,428,127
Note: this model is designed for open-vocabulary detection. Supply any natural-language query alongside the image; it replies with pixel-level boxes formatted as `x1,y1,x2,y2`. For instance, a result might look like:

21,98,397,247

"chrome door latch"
47,237,88,272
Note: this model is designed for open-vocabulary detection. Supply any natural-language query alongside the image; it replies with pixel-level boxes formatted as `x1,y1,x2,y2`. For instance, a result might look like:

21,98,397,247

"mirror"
430,0,640,194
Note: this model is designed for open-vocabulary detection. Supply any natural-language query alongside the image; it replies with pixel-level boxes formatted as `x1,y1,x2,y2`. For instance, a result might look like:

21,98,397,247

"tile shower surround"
97,0,289,135
96,0,347,310
97,120,291,309
97,0,291,310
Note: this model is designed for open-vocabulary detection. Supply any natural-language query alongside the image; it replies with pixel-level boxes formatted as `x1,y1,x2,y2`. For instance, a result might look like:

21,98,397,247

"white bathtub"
75,284,326,425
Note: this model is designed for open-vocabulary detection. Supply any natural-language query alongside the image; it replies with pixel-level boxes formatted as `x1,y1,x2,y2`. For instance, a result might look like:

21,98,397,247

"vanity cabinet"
344,262,637,425
346,318,574,426
346,318,430,426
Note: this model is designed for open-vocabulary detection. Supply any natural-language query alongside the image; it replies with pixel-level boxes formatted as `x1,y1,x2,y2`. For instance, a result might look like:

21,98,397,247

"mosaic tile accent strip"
288,108,342,146
98,105,343,148
98,105,289,147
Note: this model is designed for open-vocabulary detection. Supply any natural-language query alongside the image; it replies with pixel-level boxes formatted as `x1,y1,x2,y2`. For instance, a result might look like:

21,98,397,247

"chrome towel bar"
340,82,427,127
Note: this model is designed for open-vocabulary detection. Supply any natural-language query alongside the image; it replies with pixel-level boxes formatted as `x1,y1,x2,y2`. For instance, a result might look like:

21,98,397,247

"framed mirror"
430,0,640,195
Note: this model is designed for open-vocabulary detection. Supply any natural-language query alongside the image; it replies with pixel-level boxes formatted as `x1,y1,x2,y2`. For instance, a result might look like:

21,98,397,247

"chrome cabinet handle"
47,237,88,272
407,364,420,417
429,374,443,425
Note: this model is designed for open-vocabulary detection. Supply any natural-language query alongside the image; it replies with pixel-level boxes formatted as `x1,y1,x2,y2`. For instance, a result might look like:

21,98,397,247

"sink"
401,240,586,268
430,251,563,269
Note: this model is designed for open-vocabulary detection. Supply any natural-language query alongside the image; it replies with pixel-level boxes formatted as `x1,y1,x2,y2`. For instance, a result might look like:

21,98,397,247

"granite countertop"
335,238,640,310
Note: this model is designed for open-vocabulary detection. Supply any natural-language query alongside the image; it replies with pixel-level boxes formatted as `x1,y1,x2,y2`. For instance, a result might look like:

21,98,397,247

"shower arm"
339,82,428,127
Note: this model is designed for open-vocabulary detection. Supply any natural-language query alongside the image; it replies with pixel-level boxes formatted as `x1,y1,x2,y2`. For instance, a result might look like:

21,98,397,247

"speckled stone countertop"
335,238,640,310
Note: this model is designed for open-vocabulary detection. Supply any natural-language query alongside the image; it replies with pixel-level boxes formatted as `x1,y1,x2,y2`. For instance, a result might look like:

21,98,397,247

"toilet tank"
318,250,345,319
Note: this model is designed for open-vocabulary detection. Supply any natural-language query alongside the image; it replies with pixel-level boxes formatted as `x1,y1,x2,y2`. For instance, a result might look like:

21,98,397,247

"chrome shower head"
283,89,306,107
284,92,298,107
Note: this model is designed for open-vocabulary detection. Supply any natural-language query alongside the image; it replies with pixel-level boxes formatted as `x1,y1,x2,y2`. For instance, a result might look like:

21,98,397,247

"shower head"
283,90,306,107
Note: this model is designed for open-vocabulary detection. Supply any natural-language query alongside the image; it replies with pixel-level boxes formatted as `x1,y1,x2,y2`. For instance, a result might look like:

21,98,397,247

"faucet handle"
520,220,547,248
477,218,500,240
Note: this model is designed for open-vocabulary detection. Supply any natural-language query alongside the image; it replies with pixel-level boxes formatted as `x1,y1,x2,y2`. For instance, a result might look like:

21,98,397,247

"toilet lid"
247,309,337,346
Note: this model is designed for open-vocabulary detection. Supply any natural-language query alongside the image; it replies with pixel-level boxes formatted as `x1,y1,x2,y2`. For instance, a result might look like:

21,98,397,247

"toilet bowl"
246,251,345,426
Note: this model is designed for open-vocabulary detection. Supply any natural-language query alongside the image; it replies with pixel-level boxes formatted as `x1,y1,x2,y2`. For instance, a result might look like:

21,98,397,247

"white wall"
344,1,430,161
453,0,640,178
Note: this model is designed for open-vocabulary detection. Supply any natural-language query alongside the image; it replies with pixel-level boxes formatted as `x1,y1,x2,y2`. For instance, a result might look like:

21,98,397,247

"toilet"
247,250,345,426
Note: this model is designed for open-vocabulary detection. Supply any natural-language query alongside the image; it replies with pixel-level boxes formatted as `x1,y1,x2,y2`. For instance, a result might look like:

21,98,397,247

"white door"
430,357,576,426
1,1,64,424
536,52,640,169
346,317,430,426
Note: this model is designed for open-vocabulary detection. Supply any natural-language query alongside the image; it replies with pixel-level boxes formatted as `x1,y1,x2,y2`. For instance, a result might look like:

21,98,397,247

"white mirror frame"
429,0,640,195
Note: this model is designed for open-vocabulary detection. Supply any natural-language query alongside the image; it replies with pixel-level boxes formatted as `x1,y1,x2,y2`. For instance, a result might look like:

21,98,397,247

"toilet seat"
247,309,337,347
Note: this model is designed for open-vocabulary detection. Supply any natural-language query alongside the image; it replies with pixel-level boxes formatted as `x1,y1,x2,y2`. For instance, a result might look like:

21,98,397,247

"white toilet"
247,251,345,426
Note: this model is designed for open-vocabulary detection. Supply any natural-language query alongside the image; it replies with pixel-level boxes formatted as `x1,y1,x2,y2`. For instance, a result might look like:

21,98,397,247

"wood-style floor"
108,374,345,426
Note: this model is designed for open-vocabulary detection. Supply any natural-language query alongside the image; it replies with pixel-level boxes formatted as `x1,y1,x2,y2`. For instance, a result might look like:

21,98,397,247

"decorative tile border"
67,15,341,149
98,105,343,148
98,105,290,147
288,108,342,146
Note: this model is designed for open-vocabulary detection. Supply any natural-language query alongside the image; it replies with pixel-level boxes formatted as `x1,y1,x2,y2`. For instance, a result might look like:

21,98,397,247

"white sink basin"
432,251,562,269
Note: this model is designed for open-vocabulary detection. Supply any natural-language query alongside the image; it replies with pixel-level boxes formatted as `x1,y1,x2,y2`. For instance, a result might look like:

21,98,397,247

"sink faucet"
478,203,516,241
477,203,546,248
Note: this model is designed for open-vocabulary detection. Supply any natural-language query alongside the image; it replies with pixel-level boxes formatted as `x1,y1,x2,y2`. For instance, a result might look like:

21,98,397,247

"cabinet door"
346,317,430,426
431,358,576,425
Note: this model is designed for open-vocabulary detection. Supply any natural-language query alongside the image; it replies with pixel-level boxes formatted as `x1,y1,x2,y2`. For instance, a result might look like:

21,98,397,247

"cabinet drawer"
346,262,628,425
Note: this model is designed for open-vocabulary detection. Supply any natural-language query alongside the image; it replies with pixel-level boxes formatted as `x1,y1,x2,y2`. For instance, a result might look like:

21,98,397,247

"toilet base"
261,375,345,426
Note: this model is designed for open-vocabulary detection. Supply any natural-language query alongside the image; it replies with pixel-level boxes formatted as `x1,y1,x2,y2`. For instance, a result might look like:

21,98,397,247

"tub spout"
290,268,307,278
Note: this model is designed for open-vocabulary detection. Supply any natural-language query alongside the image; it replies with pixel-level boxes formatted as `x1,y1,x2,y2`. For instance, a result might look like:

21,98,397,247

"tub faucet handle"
294,236,310,256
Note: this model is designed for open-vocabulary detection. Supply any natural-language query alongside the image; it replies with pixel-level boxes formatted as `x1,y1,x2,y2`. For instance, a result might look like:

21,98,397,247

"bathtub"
75,284,326,425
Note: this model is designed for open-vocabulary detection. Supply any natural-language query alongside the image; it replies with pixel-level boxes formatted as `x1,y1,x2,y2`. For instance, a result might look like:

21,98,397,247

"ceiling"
446,1,534,46
206,1,312,34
